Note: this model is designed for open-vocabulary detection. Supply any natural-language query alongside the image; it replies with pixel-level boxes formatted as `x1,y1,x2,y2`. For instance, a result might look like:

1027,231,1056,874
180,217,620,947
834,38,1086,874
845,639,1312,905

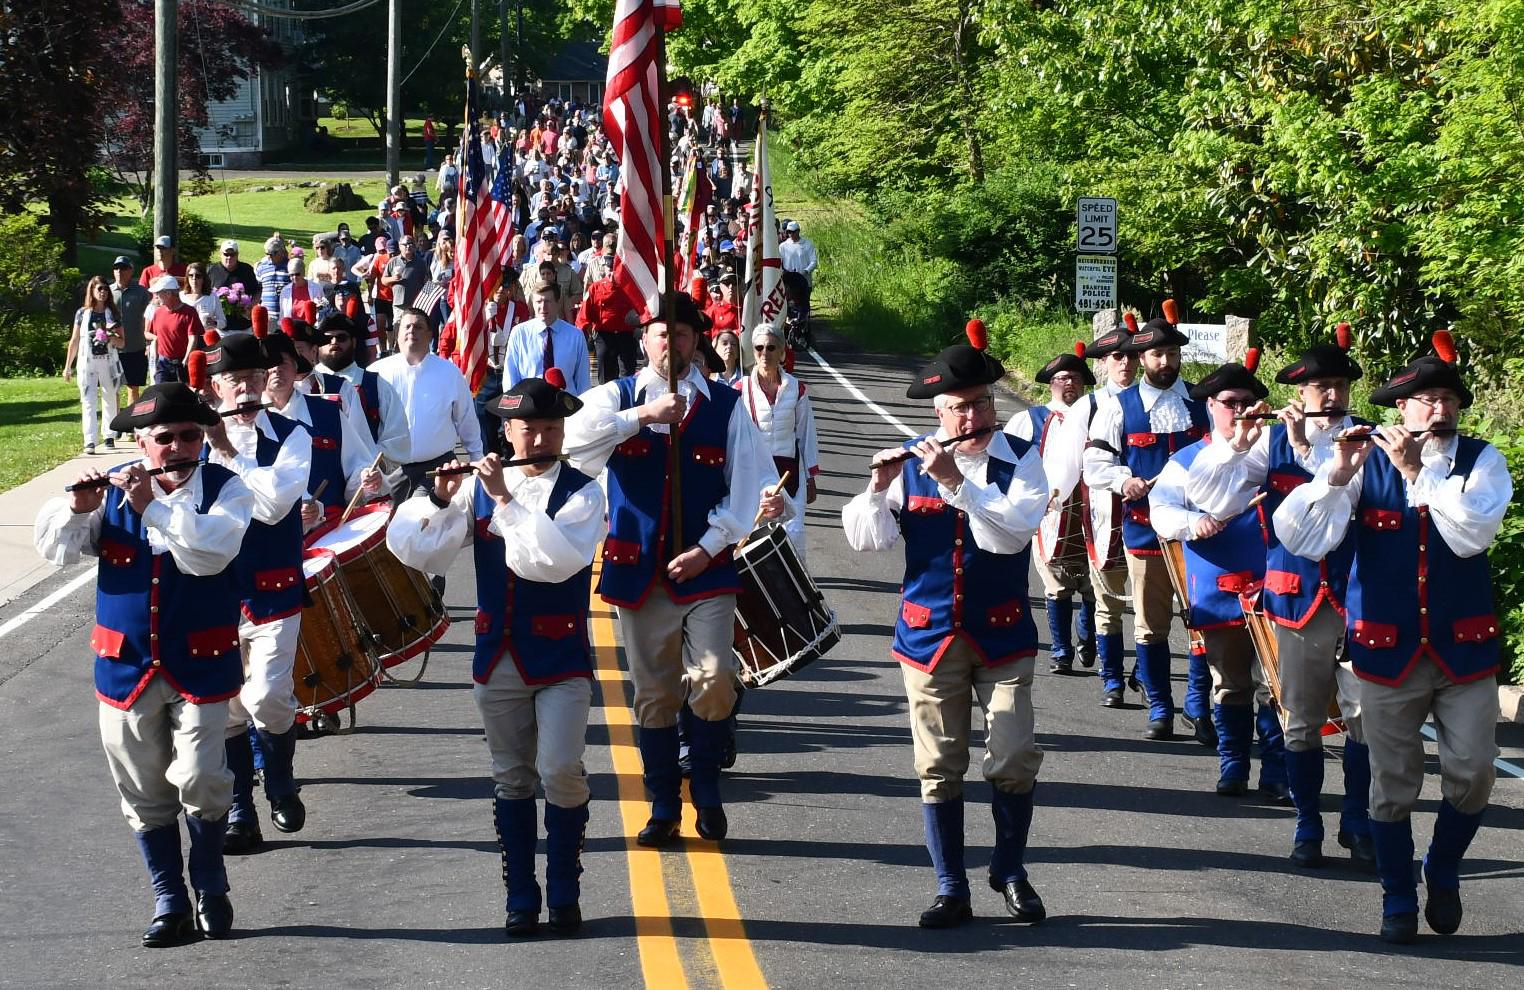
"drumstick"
337,449,386,527
65,459,200,492
1234,408,1347,422
1244,491,1268,511
869,426,995,470
738,471,792,551
425,453,570,477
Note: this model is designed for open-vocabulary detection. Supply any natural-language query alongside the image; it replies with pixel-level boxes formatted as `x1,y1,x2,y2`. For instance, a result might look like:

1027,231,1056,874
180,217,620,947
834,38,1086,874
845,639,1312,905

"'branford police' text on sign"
1075,255,1117,312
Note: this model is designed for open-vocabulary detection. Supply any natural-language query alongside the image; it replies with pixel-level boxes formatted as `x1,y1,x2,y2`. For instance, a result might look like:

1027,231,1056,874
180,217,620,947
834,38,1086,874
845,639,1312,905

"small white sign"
1075,254,1117,312
1077,197,1118,253
1179,323,1228,364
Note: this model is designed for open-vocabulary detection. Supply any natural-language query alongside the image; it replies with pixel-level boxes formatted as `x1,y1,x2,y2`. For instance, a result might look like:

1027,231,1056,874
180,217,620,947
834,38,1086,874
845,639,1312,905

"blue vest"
1116,384,1208,554
892,434,1039,671
471,467,597,685
1020,406,1054,449
1171,439,1268,629
303,394,347,512
233,412,306,623
1344,438,1500,685
598,377,743,607
1260,422,1363,627
91,462,244,709
357,370,383,442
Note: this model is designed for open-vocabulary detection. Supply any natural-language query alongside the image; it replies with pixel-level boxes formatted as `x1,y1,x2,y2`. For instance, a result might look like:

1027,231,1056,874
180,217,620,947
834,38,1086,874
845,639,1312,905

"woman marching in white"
732,325,820,557
65,275,125,454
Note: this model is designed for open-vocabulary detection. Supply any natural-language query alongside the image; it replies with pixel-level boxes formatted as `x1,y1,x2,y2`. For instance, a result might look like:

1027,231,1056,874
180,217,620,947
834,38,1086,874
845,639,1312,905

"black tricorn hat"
204,332,276,376
262,331,314,374
1036,343,1096,387
907,344,1005,399
1370,331,1472,408
316,314,361,343
1276,323,1363,384
638,292,712,334
1118,316,1190,353
109,383,220,432
1189,349,1269,402
492,371,585,419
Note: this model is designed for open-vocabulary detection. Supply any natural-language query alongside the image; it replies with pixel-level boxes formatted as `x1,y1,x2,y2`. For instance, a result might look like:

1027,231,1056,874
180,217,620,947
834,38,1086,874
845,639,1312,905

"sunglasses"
149,429,204,446
754,344,778,353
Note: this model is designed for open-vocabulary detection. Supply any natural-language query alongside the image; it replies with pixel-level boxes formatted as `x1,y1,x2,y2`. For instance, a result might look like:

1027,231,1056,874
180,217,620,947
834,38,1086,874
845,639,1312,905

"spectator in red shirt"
146,276,199,383
705,272,741,337
422,115,437,169
138,235,188,289
576,273,640,383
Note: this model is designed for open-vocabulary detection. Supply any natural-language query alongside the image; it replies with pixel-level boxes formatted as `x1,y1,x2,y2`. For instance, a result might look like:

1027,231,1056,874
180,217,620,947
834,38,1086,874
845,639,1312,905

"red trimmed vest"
1170,438,1268,630
1116,384,1208,555
231,412,306,623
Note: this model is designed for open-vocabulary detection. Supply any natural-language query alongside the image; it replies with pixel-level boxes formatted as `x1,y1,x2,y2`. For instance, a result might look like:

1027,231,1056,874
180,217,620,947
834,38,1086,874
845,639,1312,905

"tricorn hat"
109,383,219,433
1370,331,1472,408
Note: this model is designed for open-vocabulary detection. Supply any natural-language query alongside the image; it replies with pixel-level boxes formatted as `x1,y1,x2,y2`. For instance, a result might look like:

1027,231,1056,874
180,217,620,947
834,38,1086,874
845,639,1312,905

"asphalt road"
0,332,1520,989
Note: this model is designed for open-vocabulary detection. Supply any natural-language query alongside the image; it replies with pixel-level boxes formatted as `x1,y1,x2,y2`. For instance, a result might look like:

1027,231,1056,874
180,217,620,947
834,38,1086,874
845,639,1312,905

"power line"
220,0,386,21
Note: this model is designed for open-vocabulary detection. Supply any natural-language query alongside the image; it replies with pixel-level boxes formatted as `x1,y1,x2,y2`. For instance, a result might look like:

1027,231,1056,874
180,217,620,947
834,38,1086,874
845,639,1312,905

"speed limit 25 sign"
1076,197,1118,253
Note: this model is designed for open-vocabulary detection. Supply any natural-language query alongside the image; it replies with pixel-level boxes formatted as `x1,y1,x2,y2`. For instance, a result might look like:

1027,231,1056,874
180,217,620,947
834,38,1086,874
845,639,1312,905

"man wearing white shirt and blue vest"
1274,334,1512,945
34,384,255,946
505,280,592,397
844,334,1050,930
563,293,781,847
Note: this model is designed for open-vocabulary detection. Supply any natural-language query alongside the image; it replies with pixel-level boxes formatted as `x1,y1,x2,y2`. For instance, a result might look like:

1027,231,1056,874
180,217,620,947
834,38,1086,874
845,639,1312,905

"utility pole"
470,0,481,69
499,0,511,110
515,0,524,94
385,0,401,188
153,0,178,245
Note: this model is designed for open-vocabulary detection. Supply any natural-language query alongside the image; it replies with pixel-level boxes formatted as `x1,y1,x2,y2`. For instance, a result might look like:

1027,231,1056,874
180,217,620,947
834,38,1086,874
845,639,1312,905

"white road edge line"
805,345,917,438
0,567,95,640
1419,723,1524,780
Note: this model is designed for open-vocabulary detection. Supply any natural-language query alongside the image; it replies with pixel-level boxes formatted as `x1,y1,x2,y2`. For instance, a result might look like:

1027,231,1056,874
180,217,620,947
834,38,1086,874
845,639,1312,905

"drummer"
282,302,378,455
562,292,783,847
1006,344,1097,676
314,312,410,462
732,324,819,558
387,372,607,937
1147,353,1287,799
842,330,1050,929
202,332,313,850
1181,328,1375,868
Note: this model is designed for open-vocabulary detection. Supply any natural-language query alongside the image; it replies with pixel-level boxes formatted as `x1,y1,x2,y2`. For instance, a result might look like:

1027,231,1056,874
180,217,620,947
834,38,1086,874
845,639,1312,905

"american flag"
604,0,682,321
451,69,513,393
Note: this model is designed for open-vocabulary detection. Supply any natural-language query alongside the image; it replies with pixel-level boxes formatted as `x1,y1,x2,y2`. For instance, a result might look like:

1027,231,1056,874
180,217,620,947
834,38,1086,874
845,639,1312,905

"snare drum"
732,525,841,687
294,550,381,720
1239,582,1344,736
305,501,449,669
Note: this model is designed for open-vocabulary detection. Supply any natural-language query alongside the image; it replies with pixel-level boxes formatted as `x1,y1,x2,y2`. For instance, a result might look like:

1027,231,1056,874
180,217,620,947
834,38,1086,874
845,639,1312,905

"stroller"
780,270,813,351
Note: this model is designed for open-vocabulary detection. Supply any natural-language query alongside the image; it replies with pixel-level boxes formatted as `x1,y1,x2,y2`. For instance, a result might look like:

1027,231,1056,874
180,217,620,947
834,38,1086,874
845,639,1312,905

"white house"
193,1,312,168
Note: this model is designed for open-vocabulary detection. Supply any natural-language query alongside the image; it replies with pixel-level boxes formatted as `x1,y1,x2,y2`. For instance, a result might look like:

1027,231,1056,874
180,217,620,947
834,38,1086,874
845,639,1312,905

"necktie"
542,323,555,374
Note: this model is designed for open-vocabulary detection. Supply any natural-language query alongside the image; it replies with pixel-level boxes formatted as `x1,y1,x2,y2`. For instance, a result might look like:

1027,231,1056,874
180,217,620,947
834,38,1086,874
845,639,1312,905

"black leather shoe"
270,793,306,834
918,895,972,929
695,806,728,841
1126,670,1142,694
992,879,1046,923
1191,716,1218,748
1144,719,1175,740
194,892,235,939
546,905,583,935
1425,887,1462,935
1100,688,1125,708
1338,830,1377,871
1380,911,1418,945
224,819,264,856
1216,777,1248,797
505,909,540,937
1049,659,1073,675
1259,781,1293,805
1290,841,1324,869
636,817,681,847
1077,640,1097,668
142,912,195,948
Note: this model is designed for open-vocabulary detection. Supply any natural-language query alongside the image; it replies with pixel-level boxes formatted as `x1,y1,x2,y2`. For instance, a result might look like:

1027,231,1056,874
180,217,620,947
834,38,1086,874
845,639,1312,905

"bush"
127,209,219,266
0,213,80,375
0,312,70,376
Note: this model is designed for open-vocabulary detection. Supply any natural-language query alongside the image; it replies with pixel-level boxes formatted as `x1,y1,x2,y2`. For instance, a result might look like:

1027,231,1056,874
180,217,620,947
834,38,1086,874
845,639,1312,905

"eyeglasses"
1408,392,1460,408
944,396,994,417
1216,398,1256,412
754,344,778,353
149,429,204,446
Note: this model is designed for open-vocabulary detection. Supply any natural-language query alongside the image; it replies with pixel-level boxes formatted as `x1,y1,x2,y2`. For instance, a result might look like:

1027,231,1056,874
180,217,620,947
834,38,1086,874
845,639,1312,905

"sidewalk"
0,450,102,608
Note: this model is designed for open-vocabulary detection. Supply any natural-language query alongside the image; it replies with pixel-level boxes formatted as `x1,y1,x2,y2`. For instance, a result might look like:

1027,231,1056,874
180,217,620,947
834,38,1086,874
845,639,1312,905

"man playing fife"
1274,331,1512,945
843,323,1049,930
1182,325,1375,868
388,372,607,938
1148,351,1287,799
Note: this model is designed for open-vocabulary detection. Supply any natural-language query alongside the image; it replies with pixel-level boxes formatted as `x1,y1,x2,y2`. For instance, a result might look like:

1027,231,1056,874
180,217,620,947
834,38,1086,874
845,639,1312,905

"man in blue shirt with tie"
504,280,591,396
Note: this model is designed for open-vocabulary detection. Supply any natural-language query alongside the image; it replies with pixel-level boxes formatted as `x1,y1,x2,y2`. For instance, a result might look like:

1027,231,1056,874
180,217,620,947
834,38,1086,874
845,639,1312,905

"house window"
201,153,226,168
558,83,572,101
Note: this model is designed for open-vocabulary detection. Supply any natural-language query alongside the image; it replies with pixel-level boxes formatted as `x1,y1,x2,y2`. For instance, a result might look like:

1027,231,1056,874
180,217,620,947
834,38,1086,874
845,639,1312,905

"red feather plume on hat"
250,305,269,338
1073,341,1086,358
1244,347,1260,374
1122,312,1139,334
1432,329,1457,364
185,350,208,390
344,295,361,320
545,367,567,390
279,317,296,338
296,299,317,326
1161,299,1180,326
1335,322,1352,351
965,318,988,351
203,329,221,347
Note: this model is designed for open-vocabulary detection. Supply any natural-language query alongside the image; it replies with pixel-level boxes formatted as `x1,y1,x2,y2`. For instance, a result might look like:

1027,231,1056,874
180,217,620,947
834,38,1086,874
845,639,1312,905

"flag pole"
655,23,684,555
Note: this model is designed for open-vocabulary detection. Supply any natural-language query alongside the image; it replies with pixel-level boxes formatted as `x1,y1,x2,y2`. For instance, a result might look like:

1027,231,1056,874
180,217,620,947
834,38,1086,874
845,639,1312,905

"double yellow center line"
588,588,768,990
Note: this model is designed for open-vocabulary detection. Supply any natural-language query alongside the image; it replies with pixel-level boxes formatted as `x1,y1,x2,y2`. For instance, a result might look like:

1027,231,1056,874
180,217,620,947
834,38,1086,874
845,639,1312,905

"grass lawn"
0,377,91,493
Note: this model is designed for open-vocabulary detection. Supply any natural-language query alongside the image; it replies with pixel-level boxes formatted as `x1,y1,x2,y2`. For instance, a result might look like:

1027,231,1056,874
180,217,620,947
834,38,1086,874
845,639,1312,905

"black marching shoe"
1259,781,1293,806
546,904,583,935
1126,668,1143,695
1338,830,1377,871
636,817,681,848
141,912,195,948
1380,911,1419,945
1216,777,1249,797
1425,887,1462,936
1289,841,1324,869
1190,715,1218,748
505,910,540,937
1077,639,1097,668
223,820,264,856
992,878,1046,924
269,794,306,834
695,806,729,841
194,892,235,939
1144,718,1175,740
1048,657,1073,675
1100,688,1125,709
918,895,973,929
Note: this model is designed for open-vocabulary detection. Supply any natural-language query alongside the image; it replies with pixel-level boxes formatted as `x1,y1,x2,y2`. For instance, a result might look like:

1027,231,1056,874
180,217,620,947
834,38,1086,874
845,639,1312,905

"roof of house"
541,42,607,82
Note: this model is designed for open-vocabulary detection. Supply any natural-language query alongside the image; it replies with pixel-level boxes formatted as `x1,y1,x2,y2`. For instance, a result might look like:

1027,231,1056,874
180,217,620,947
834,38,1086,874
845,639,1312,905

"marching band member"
1083,308,1211,740
256,303,378,458
1275,333,1512,944
844,327,1050,929
1148,353,1287,798
34,384,255,946
1007,343,1096,675
387,373,607,937
563,293,782,846
200,334,313,850
733,323,820,558
314,310,411,462
1182,327,1374,866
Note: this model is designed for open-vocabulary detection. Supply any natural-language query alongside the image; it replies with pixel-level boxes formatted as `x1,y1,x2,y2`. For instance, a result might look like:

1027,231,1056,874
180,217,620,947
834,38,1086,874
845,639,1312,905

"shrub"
127,209,219,266
0,312,70,376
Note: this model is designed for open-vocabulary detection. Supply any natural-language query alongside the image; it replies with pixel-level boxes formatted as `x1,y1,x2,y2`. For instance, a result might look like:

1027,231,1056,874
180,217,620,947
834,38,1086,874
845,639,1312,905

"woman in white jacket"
732,325,820,558
63,276,124,454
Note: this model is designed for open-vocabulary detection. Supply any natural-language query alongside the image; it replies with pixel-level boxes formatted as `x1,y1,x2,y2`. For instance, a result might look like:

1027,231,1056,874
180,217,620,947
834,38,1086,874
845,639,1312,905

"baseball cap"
785,220,800,232
112,255,134,269
153,235,174,249
149,275,181,292
221,240,239,253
